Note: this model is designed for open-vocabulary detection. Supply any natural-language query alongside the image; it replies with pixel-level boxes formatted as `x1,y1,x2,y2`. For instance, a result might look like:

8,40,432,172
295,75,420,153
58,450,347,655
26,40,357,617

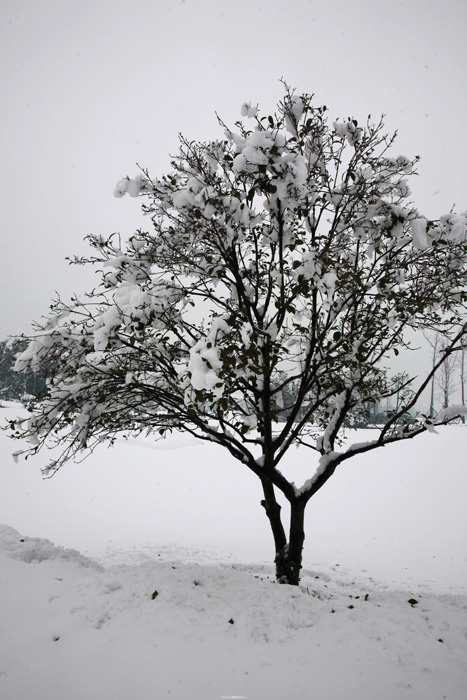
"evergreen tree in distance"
0,339,47,403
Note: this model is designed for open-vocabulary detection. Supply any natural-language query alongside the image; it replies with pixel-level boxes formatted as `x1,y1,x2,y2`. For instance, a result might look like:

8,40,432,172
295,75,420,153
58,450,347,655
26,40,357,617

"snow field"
1,405,467,698
1,524,466,700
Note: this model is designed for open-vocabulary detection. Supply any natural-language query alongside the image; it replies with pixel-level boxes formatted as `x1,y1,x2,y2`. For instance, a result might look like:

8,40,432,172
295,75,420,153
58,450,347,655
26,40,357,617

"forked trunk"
260,477,306,586
274,500,306,585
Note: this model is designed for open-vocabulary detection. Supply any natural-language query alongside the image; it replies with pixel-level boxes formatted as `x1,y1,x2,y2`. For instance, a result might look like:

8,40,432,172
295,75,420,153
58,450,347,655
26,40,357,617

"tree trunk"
274,499,306,586
260,478,307,585
260,477,287,573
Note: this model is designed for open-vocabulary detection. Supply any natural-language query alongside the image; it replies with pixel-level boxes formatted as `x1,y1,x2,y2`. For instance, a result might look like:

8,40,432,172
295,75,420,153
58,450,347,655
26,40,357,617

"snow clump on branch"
113,174,150,198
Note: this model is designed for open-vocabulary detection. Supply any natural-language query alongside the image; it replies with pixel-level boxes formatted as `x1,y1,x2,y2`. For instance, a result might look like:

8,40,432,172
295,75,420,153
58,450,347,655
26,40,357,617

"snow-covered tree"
9,87,467,585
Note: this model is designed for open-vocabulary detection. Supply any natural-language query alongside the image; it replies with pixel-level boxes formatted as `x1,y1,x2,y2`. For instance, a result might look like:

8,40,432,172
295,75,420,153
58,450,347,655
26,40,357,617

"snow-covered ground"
1,404,467,699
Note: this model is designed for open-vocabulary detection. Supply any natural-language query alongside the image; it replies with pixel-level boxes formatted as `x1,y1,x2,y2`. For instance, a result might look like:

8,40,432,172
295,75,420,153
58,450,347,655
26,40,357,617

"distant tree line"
0,339,47,403
275,371,413,428
2,334,460,423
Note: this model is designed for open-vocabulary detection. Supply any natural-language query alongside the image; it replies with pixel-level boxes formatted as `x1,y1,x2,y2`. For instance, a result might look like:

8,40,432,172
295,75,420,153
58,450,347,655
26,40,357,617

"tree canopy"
10,86,467,584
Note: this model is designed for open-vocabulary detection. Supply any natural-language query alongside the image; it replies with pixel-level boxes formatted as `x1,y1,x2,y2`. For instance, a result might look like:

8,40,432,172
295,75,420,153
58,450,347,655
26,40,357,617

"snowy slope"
1,405,467,699
1,524,466,700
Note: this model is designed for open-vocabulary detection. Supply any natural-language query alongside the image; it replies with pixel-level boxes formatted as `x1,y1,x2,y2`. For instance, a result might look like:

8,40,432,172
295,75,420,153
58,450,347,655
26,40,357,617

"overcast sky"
1,0,466,340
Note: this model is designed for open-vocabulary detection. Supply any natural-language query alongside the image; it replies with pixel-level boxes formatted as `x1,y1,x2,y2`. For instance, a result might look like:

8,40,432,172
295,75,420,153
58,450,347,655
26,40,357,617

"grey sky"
1,0,466,339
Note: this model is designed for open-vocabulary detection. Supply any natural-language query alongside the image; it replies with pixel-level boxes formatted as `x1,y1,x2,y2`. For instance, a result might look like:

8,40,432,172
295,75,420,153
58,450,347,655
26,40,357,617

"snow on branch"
433,405,467,425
